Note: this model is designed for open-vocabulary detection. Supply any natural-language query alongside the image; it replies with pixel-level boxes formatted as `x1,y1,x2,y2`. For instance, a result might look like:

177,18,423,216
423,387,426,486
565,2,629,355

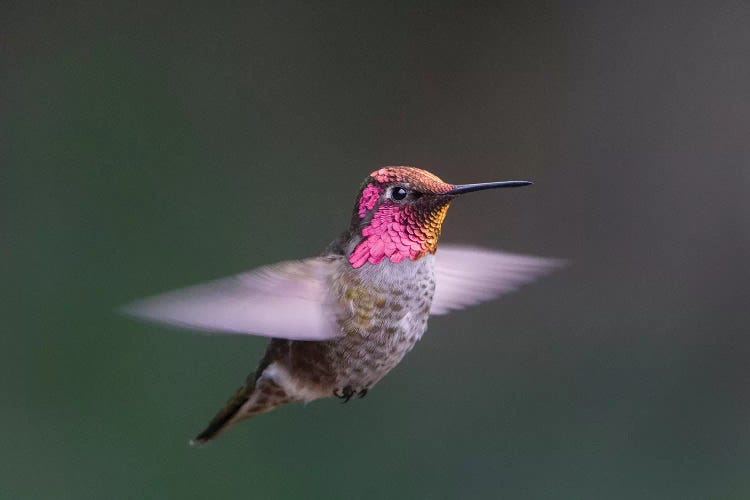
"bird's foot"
334,385,356,403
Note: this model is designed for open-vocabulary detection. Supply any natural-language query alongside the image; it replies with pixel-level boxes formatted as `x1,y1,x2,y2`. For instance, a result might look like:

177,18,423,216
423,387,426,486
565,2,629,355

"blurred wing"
121,257,342,341
431,244,564,315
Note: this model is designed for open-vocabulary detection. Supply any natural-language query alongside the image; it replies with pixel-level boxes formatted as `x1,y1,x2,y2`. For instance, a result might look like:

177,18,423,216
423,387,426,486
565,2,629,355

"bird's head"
347,166,531,268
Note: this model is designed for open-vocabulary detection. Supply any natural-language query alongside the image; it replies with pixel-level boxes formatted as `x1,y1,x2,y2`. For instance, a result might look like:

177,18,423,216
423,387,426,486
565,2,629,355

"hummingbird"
124,166,561,444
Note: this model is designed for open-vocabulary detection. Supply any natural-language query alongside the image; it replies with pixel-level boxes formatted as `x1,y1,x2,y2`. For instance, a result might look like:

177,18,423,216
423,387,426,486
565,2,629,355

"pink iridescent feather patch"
349,205,439,268
357,183,382,218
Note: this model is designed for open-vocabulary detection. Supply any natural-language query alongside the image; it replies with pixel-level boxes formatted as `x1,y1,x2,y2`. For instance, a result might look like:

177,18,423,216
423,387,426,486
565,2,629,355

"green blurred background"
4,1,750,498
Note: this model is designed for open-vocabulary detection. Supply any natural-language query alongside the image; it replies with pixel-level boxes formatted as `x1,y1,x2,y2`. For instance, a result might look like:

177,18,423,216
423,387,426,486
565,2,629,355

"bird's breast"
325,255,436,388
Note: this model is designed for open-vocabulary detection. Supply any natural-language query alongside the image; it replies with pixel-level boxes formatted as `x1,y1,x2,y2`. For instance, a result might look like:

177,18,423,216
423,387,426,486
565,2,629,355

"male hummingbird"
124,166,561,444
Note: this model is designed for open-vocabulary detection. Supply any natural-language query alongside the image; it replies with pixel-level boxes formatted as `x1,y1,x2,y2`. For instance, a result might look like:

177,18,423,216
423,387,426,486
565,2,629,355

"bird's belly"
279,256,436,399
327,258,435,393
275,319,427,402
324,290,432,395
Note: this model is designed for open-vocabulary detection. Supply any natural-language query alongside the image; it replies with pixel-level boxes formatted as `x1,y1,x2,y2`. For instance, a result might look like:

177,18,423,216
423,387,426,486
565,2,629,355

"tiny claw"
334,386,355,403
358,389,368,399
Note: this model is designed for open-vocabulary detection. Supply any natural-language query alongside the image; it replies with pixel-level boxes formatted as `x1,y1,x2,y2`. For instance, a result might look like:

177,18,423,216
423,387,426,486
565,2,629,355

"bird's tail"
190,372,292,445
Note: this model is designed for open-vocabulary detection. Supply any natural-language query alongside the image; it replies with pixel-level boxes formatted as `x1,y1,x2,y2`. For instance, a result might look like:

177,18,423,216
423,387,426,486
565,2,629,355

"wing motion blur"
431,244,564,315
122,246,562,339
121,257,342,341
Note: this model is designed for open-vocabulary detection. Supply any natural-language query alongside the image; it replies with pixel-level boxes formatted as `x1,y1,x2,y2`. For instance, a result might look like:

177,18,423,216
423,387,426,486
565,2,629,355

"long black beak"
444,180,532,195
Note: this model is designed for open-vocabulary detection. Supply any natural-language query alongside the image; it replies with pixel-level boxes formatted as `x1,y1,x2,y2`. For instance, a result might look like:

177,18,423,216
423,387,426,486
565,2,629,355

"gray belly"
272,255,436,400
329,299,430,392
327,257,436,393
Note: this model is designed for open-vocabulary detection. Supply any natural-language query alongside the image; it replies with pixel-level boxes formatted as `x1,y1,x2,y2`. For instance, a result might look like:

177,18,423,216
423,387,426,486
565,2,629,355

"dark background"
3,1,749,498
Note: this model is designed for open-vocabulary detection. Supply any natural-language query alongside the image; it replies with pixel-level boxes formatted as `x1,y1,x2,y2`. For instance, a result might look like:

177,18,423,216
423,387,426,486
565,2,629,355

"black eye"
391,187,407,200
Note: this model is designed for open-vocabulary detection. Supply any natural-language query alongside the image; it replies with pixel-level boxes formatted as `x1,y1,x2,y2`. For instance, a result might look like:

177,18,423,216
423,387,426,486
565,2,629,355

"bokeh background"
4,1,750,498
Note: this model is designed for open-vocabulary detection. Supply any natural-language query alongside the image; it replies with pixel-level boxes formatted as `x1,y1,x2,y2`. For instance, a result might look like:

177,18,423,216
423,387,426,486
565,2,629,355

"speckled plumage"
257,255,433,400
194,167,449,442
126,166,557,444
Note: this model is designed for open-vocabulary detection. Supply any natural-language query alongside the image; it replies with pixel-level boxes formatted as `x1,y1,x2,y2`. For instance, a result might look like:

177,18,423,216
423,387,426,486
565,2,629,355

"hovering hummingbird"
124,166,561,444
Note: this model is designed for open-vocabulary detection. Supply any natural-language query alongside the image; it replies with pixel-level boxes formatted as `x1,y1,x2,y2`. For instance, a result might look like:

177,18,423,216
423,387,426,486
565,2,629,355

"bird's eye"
391,187,408,200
